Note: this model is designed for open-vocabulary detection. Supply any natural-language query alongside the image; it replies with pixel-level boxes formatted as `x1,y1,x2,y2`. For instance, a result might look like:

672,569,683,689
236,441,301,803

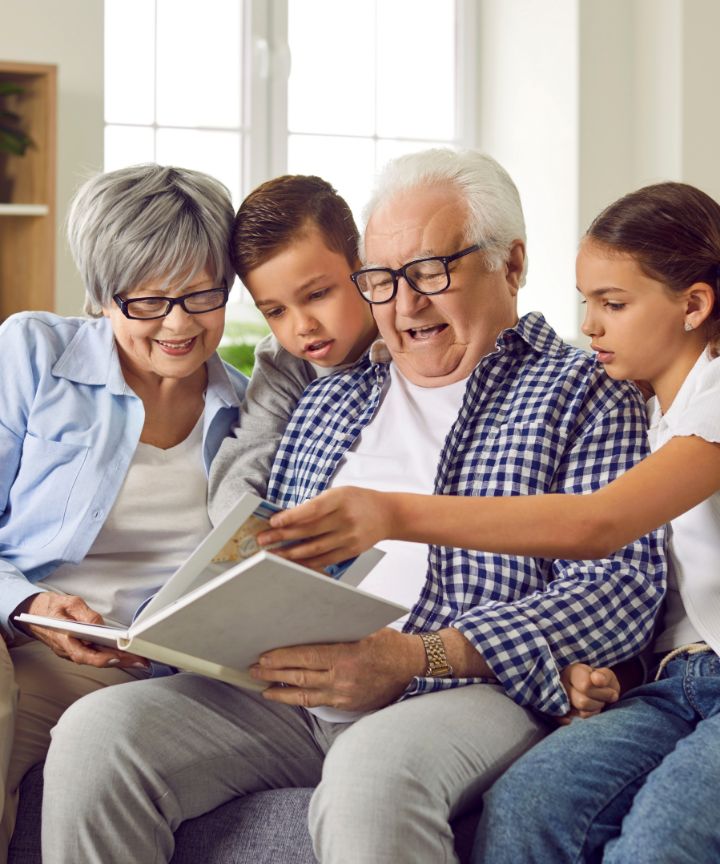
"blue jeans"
473,648,720,864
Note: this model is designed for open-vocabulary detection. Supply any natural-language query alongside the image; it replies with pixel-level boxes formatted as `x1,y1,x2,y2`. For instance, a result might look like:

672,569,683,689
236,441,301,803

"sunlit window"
104,0,467,322
287,0,460,219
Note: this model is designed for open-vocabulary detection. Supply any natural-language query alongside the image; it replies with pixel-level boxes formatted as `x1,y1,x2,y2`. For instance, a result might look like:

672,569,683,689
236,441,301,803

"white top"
310,363,468,723
42,416,212,627
651,348,720,654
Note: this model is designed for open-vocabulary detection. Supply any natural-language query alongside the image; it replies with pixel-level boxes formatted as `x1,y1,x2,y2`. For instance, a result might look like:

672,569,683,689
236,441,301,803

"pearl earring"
684,321,694,332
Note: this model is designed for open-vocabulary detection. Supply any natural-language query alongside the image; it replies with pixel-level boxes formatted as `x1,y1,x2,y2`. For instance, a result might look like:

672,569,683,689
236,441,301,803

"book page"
136,493,267,622
127,551,408,686
14,615,128,649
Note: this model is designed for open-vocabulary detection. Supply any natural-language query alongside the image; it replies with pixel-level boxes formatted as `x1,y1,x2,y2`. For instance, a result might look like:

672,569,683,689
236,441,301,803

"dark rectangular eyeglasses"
113,283,229,320
350,244,480,304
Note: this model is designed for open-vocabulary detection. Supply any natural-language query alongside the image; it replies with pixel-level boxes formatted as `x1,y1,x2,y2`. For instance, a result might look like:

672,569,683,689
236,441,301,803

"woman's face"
103,268,226,384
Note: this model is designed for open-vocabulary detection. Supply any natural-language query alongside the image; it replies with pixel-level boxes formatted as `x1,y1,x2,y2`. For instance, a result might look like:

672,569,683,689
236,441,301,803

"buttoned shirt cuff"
1,577,47,641
454,614,570,716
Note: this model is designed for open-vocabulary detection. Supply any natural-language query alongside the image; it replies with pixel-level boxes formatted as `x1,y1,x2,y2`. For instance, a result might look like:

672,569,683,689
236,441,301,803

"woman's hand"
558,663,620,726
18,593,148,669
257,487,393,570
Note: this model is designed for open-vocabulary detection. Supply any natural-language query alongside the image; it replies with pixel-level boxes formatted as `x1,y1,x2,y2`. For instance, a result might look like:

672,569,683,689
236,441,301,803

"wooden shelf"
0,203,50,216
0,61,57,320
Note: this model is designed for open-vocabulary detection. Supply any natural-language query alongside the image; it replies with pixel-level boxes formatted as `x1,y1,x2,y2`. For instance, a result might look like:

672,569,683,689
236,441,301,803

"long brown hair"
587,182,720,354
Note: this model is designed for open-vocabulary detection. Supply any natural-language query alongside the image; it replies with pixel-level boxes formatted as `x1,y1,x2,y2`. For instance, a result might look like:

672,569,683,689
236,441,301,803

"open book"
16,493,405,690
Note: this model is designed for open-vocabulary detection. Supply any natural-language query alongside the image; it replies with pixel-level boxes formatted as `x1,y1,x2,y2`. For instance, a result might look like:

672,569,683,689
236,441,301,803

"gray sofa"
9,764,479,863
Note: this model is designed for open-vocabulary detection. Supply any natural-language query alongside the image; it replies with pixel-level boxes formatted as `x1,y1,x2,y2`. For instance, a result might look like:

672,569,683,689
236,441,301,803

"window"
105,0,470,217
104,1,580,341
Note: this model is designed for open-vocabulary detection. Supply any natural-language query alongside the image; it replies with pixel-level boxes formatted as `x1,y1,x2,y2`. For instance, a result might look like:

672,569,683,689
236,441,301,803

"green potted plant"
0,80,33,202
0,81,32,155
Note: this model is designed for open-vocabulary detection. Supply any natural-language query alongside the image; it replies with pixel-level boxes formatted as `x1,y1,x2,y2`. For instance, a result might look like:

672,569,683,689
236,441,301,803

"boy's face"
246,229,376,367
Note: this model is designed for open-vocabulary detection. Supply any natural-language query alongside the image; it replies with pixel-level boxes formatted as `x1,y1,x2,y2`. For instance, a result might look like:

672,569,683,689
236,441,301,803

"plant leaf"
0,82,24,97
0,129,29,155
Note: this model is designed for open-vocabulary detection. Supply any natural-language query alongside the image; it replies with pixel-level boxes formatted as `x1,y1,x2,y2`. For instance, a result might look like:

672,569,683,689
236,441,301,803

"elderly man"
41,150,665,864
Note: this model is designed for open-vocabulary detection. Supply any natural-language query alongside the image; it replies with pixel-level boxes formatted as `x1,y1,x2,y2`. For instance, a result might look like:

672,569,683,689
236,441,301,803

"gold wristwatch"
419,632,454,678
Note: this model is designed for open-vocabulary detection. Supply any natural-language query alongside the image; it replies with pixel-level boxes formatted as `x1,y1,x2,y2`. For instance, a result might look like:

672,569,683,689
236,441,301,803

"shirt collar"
500,311,567,357
52,316,242,405
205,352,244,407
52,317,131,395
648,346,711,433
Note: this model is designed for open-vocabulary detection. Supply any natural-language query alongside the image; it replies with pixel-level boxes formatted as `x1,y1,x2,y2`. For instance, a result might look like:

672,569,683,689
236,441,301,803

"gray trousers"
42,673,547,864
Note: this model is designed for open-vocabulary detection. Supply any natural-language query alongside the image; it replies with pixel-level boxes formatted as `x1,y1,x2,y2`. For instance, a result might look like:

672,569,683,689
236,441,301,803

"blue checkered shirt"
267,313,666,715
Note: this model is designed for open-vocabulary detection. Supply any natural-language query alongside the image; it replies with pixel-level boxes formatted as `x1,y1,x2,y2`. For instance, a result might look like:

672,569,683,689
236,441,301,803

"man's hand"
17,593,148,669
257,487,392,570
250,628,425,712
558,663,620,726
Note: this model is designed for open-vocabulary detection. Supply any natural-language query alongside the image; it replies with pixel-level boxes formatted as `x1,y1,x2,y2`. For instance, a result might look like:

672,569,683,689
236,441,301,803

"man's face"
363,184,523,387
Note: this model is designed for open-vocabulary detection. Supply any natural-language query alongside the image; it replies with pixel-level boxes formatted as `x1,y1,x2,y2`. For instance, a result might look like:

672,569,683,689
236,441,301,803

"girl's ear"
684,281,715,330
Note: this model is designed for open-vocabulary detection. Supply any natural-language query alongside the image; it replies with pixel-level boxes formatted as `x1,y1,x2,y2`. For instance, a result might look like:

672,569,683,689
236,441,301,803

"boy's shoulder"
254,332,315,380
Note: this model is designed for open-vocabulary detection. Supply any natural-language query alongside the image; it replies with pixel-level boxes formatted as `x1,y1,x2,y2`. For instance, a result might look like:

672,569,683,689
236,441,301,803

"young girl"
260,181,720,862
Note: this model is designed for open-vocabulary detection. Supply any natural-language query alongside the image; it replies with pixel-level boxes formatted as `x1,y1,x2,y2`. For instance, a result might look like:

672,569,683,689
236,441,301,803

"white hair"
362,148,528,286
67,164,235,316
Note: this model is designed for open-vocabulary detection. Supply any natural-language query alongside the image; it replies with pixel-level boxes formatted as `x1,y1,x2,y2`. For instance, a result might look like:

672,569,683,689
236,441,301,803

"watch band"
419,632,454,678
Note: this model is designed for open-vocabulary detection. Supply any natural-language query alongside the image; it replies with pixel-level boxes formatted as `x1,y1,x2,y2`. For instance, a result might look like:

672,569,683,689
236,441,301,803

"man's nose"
394,275,430,316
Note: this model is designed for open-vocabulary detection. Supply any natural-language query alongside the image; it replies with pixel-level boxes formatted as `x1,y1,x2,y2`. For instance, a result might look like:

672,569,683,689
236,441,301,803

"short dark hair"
587,181,720,353
230,175,359,282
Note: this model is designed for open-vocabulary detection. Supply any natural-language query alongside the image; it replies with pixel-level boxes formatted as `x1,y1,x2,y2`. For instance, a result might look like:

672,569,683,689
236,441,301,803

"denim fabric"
474,648,720,864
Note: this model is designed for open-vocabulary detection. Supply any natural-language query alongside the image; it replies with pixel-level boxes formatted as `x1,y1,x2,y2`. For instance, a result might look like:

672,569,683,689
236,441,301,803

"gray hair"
67,164,236,316
362,148,528,286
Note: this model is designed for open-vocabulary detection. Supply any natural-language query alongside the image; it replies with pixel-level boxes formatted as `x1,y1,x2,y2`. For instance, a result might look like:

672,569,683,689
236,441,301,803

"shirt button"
92,509,104,520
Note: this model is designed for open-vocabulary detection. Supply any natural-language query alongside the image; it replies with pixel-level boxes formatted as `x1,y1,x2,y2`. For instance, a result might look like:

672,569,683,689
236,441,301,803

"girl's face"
577,240,696,396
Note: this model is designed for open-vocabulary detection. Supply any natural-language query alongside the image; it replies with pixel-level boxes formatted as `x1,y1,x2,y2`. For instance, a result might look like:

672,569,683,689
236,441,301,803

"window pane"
288,134,376,224
156,128,242,207
288,0,375,136
105,0,155,124
156,0,242,128
104,125,155,171
376,138,456,173
376,0,455,140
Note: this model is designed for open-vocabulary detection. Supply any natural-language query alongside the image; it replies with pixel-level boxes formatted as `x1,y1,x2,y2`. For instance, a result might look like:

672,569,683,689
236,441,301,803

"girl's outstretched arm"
258,434,720,568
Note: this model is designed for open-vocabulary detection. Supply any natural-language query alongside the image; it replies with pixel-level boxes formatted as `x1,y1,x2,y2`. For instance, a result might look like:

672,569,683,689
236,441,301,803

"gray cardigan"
208,333,315,521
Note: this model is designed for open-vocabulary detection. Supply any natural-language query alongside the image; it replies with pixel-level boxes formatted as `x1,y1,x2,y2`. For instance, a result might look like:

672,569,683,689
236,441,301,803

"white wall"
0,0,104,316
479,0,720,343
478,0,579,340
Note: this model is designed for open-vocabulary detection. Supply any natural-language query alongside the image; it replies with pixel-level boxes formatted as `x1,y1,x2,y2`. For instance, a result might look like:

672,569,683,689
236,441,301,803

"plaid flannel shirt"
267,313,666,715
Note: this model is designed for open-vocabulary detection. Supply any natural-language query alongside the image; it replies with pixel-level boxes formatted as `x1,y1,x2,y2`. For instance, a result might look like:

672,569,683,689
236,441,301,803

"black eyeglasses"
350,244,480,305
113,284,229,320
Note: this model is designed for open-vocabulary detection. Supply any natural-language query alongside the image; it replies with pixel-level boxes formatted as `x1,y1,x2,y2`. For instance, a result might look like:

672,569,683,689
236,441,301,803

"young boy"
208,175,377,521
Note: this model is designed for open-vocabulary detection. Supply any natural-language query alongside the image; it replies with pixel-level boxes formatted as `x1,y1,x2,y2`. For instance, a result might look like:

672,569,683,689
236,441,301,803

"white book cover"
17,494,399,690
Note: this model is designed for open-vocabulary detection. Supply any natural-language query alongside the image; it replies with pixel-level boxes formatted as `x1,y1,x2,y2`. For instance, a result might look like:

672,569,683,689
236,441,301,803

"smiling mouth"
407,324,447,340
155,337,196,351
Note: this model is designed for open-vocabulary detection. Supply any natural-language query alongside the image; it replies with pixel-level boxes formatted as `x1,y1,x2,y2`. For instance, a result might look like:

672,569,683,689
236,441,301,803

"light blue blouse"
0,312,247,637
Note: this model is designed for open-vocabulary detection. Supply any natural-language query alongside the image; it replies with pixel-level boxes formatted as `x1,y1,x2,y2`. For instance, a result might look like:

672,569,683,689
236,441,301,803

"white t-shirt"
42,416,212,626
651,348,720,654
310,363,468,723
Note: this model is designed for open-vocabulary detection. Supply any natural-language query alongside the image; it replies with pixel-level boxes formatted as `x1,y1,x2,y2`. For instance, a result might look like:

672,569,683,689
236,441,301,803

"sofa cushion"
9,763,479,863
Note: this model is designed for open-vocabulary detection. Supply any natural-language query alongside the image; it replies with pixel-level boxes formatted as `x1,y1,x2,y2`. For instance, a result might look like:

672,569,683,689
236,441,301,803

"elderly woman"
0,163,246,860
